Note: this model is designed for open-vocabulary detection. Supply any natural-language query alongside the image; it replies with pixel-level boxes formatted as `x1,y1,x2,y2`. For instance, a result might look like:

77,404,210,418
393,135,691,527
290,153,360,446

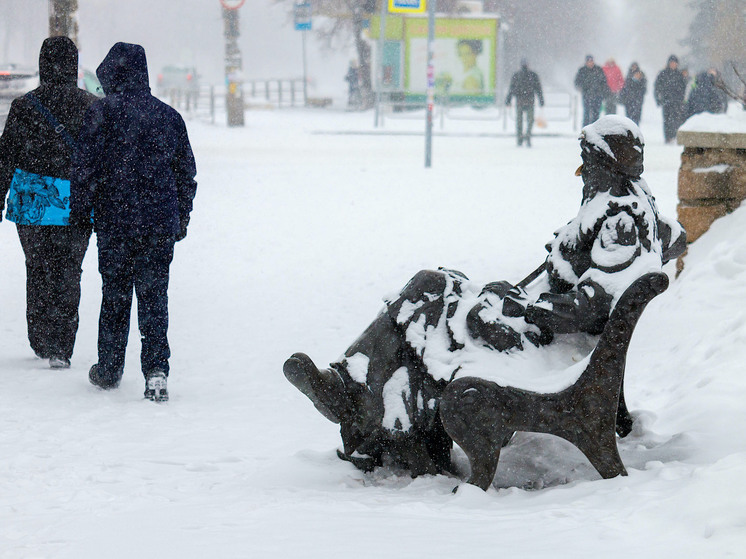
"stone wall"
677,130,746,244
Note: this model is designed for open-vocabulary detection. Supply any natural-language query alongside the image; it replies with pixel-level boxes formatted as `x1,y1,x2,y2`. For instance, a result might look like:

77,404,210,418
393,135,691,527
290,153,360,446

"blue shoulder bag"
5,93,76,226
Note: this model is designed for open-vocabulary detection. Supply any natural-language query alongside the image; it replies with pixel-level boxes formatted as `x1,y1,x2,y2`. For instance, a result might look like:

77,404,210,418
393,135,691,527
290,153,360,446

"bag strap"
24,92,77,150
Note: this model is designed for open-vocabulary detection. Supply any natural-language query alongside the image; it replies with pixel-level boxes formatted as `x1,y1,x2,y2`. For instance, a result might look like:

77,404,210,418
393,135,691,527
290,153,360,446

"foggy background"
0,0,700,101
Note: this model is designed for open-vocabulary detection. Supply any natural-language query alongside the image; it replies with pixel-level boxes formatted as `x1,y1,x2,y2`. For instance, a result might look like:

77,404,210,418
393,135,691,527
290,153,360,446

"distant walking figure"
575,55,610,126
505,59,544,147
602,58,624,115
620,62,647,125
654,55,687,143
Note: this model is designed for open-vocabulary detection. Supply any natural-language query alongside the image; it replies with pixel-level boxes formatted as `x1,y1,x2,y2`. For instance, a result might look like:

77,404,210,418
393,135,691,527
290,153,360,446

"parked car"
1,64,38,128
80,69,104,97
0,63,37,93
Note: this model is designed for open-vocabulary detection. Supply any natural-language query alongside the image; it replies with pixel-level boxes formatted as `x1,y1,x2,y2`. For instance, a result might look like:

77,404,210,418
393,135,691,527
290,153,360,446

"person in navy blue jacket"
70,42,197,402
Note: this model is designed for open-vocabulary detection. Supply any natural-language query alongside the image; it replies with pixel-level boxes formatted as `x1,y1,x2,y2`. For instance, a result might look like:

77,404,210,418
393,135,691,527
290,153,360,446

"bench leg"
616,381,634,438
440,380,509,490
574,429,627,479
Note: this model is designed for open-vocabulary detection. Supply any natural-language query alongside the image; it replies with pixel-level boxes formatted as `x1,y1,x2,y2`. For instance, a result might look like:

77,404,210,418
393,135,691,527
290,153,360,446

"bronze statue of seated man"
284,115,686,477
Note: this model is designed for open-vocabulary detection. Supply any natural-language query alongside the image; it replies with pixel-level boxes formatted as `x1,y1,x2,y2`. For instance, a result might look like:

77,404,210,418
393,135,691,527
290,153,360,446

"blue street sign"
294,2,312,30
389,0,426,13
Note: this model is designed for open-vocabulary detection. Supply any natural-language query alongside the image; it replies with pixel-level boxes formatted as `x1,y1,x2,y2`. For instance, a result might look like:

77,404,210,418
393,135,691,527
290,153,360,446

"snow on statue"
284,115,686,478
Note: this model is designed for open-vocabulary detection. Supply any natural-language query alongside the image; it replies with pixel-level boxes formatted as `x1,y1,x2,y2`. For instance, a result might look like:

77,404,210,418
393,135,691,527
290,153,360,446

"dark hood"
96,42,150,95
39,36,78,86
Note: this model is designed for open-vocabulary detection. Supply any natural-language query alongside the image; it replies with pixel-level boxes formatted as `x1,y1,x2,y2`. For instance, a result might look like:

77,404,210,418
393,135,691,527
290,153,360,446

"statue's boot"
283,352,351,424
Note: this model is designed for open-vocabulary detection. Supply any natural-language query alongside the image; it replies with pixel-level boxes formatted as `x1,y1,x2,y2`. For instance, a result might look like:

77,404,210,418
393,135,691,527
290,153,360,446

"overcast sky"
1,0,695,98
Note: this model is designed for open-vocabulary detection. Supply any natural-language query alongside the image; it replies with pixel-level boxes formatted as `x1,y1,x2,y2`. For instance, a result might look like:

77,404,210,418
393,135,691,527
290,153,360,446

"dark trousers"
605,93,618,115
662,102,682,142
17,225,90,360
97,234,175,377
516,103,534,144
625,101,643,125
582,95,603,126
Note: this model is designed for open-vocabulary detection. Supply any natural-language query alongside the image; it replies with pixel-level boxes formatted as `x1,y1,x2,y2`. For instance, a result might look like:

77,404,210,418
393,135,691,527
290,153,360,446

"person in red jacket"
603,58,625,115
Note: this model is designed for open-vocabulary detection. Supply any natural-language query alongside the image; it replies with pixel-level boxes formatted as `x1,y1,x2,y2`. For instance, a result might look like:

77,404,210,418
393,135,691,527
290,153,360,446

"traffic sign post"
220,0,246,9
424,0,435,168
294,3,312,106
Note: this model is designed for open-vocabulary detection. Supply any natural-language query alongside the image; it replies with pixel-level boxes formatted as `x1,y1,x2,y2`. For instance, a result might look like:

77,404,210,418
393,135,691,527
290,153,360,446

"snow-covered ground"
1,104,744,558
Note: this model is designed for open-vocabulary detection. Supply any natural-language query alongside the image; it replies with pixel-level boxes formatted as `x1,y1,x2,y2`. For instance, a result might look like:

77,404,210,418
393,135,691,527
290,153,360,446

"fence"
161,78,308,124
374,88,578,130
245,78,306,108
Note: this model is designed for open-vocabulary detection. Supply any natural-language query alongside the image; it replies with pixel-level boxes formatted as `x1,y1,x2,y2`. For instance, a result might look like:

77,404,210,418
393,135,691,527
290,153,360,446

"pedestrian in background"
620,62,647,125
654,55,688,143
505,58,544,147
0,37,96,369
685,68,728,119
602,58,625,115
344,60,361,109
574,55,609,126
71,42,197,402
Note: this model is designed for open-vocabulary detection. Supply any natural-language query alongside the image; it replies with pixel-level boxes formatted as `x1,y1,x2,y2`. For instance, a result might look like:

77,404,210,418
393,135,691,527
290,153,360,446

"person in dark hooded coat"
654,55,688,142
619,62,647,125
574,55,610,126
505,59,544,147
283,115,686,477
685,69,728,119
0,36,97,369
70,42,197,401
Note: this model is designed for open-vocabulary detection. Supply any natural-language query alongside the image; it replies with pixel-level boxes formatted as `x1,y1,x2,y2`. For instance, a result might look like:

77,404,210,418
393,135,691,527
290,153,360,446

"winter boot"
144,370,169,402
283,352,351,424
89,363,122,390
49,356,70,369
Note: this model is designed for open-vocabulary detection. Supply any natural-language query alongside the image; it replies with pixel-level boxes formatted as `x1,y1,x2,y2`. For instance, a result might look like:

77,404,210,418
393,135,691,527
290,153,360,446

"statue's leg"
285,269,457,473
283,352,352,424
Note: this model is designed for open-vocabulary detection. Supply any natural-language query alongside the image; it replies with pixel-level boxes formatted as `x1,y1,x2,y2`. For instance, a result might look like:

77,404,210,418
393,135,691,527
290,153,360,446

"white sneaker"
144,370,169,402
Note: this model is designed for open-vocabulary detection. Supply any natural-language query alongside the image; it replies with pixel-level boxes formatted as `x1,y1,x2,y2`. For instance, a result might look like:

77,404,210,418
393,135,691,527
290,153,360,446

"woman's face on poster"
458,43,477,69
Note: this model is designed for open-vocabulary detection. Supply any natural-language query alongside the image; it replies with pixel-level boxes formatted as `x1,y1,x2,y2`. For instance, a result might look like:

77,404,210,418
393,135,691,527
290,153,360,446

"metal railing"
244,78,306,108
160,78,308,124
374,88,577,130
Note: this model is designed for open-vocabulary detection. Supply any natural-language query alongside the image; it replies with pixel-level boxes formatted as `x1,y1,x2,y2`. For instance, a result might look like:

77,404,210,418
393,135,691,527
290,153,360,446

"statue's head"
578,115,644,183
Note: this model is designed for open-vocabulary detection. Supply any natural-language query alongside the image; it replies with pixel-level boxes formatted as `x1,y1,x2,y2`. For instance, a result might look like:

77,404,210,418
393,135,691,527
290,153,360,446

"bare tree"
277,1,464,107
683,0,746,89
483,0,604,89
717,63,746,109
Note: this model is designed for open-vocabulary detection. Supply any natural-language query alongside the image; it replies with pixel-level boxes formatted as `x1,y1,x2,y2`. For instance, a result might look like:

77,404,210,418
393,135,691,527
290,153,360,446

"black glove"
176,217,189,242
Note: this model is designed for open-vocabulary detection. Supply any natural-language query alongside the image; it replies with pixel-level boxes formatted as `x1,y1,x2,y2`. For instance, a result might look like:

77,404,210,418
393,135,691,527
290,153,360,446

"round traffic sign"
220,0,246,9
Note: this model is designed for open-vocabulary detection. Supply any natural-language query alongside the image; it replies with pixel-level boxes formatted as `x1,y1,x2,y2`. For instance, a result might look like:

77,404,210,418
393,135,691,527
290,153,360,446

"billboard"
370,15,499,104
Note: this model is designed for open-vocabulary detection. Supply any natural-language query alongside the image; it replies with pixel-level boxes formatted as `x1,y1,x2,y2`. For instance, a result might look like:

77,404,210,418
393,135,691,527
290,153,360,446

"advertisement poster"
404,17,497,103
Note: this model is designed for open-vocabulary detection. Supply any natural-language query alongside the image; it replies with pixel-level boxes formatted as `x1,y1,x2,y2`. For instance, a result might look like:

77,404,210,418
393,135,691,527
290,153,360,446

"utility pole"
221,0,246,127
425,0,436,168
48,0,79,44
